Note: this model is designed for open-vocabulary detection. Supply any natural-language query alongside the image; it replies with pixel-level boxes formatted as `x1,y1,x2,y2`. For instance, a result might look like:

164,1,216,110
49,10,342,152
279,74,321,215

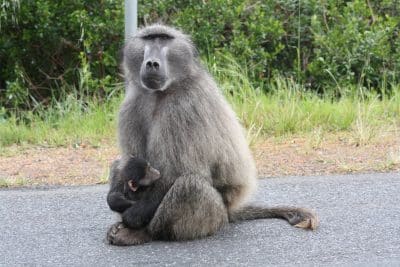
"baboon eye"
142,34,174,40
159,35,173,40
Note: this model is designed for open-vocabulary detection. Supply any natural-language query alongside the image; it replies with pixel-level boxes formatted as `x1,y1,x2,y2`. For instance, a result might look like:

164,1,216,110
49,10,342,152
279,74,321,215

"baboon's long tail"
228,205,319,230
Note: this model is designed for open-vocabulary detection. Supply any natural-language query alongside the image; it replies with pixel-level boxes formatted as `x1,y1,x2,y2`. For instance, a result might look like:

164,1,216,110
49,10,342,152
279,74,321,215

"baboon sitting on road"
106,24,318,246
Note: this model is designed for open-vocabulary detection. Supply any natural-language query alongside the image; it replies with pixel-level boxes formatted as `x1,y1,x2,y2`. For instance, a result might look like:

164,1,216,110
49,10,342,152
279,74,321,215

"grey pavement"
1,172,400,266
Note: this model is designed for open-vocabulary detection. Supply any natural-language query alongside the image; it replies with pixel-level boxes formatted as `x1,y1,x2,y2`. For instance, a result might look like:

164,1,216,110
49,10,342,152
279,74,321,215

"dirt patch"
0,144,118,186
254,132,400,177
0,132,399,187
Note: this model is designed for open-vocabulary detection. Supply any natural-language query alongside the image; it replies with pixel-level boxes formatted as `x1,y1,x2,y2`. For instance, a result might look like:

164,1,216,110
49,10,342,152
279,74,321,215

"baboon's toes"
106,223,151,246
106,222,124,245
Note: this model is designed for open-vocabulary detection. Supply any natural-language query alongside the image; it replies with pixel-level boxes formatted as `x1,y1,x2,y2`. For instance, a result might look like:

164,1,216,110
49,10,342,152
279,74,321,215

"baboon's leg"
217,184,249,211
148,175,229,241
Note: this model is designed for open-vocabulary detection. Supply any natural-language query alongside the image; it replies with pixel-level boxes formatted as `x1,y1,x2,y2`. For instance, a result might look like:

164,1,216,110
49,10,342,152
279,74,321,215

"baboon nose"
145,60,160,71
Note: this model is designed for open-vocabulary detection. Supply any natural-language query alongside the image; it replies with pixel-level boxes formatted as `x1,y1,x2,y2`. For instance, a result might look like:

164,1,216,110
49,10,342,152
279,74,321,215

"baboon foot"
106,222,151,246
286,208,319,230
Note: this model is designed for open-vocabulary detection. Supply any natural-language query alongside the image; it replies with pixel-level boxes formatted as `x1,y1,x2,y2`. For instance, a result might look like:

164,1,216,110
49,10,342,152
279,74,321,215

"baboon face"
124,26,198,91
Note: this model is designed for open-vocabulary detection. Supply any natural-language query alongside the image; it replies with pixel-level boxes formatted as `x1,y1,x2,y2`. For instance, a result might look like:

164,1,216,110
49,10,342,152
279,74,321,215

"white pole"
125,0,137,41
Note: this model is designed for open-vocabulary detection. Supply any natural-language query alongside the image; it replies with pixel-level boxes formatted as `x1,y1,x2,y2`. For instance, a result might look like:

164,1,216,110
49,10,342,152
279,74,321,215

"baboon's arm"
106,159,134,213
121,186,166,229
107,191,135,213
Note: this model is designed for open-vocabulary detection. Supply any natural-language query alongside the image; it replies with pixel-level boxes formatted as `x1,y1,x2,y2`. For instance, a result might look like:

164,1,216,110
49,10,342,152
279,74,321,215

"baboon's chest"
146,109,209,174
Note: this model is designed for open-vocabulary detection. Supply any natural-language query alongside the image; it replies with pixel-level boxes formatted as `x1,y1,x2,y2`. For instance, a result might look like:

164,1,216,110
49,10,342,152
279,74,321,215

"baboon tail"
228,205,319,230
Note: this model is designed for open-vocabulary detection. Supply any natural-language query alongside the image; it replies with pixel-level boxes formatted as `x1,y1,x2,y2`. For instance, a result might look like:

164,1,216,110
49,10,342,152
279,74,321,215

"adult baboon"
106,24,318,246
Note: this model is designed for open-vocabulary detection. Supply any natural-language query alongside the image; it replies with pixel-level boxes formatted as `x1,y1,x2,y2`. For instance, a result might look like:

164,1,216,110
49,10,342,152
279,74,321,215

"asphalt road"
1,172,400,266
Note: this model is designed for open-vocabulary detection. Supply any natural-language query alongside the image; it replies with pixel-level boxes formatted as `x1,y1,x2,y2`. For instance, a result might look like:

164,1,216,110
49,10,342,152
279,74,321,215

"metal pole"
125,0,137,41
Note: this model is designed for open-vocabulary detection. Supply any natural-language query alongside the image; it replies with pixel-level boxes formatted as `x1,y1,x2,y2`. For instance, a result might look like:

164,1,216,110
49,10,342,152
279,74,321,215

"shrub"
1,0,400,110
0,0,123,110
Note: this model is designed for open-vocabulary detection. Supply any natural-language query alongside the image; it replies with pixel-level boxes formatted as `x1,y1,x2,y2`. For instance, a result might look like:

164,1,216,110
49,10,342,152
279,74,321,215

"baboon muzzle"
140,44,168,90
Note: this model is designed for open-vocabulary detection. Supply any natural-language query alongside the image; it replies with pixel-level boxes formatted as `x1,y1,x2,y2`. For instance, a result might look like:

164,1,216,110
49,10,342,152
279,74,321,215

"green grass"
208,55,400,145
0,57,399,148
0,177,28,188
0,92,121,147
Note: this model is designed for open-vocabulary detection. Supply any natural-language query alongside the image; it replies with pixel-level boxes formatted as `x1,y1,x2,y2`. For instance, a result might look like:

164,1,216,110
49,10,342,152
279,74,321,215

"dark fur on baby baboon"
107,157,160,214
106,24,318,246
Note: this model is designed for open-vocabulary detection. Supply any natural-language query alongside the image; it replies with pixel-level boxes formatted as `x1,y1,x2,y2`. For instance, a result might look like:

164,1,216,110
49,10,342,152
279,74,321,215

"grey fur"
106,24,318,246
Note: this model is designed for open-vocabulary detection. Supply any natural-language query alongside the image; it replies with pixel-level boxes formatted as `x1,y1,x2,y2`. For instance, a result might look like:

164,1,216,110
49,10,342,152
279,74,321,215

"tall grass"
207,54,400,144
0,88,122,147
0,55,399,148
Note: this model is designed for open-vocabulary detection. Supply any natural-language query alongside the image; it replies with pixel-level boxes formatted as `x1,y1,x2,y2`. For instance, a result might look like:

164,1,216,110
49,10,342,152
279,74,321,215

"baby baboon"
107,156,161,214
106,157,161,239
106,24,318,246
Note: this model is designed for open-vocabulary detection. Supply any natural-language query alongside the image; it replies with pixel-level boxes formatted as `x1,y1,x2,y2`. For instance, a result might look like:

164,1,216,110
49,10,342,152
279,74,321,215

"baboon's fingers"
117,222,125,230
106,222,125,244
106,226,116,244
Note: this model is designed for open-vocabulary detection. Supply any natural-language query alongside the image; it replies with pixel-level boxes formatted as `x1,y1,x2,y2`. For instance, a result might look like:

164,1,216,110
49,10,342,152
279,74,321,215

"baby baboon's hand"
122,206,149,229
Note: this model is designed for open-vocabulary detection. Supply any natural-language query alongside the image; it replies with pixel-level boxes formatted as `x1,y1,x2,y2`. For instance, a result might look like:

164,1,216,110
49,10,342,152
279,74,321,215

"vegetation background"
2,0,400,109
0,1,399,186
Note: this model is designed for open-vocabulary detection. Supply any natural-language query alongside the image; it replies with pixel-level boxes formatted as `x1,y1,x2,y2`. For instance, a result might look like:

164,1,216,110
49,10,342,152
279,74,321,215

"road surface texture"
1,172,400,266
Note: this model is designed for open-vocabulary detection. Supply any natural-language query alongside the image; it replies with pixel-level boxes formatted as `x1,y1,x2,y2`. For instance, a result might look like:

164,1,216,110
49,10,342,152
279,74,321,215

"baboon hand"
122,206,149,229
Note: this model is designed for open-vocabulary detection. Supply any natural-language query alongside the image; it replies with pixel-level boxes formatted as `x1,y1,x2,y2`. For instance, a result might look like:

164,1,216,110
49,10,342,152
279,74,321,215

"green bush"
308,0,400,94
0,0,124,110
1,0,400,110
142,0,400,93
